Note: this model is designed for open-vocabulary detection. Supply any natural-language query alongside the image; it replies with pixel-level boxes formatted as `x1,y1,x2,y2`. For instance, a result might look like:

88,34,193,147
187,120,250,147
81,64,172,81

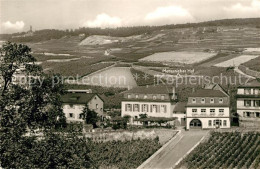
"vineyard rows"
182,132,260,169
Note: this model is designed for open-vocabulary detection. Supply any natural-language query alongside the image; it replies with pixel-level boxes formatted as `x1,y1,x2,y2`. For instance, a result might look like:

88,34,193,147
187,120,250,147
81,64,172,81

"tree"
0,41,41,96
81,105,99,128
0,42,91,168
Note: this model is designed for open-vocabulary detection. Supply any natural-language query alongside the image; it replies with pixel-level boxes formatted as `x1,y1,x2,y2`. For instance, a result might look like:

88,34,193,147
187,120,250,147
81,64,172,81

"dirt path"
138,130,208,169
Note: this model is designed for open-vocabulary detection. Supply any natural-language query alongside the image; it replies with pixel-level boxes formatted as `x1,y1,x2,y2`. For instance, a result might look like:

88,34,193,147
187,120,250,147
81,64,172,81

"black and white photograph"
0,0,260,168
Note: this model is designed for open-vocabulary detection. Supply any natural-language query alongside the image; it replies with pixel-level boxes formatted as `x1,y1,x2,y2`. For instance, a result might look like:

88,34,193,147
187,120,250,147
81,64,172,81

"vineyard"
88,138,161,169
180,132,260,169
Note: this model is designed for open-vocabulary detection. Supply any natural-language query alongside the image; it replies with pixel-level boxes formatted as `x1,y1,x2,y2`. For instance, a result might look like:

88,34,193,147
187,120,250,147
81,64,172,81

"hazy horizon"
1,0,260,34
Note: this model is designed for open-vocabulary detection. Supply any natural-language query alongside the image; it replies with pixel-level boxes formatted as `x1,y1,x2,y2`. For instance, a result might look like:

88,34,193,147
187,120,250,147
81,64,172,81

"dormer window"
128,94,131,99
201,98,205,103
153,95,157,100
219,98,223,103
192,98,196,103
161,95,165,100
144,95,147,99
135,94,139,99
210,98,214,103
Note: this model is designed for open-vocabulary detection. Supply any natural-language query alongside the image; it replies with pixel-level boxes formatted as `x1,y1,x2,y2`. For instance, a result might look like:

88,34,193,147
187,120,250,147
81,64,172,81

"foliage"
0,133,91,168
180,132,260,169
88,138,161,169
110,116,129,130
81,105,99,128
0,42,92,168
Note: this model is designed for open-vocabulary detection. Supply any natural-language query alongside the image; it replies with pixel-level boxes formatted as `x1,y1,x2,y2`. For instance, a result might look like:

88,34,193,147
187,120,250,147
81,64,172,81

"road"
138,130,209,169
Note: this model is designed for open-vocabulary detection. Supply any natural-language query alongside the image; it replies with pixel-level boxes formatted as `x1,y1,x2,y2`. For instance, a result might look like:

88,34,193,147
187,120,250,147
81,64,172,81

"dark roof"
239,79,260,88
124,85,174,94
189,89,227,97
173,102,186,113
61,93,101,104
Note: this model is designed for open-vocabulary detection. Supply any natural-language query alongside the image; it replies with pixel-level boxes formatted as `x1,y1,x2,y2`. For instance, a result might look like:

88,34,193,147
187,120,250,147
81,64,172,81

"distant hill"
1,17,260,42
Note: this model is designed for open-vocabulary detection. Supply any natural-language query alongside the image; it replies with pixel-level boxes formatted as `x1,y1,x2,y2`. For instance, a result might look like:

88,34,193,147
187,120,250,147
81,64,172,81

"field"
242,56,260,72
139,52,216,64
214,55,259,67
82,67,137,88
179,132,260,169
89,138,161,169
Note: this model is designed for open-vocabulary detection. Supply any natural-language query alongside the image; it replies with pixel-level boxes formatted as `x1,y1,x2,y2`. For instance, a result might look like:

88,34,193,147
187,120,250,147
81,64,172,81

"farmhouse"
186,87,230,130
121,85,178,124
61,89,104,122
236,80,260,128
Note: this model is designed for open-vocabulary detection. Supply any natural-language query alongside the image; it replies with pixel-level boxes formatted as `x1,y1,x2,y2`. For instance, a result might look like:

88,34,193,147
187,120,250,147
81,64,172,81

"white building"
61,90,104,122
186,88,230,130
121,85,178,124
236,80,260,127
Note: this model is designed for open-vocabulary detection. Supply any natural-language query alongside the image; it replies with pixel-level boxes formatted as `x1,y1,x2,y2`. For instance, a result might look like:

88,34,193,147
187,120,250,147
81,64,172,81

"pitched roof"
239,79,260,88
61,93,101,104
189,89,227,97
124,85,174,94
173,102,186,113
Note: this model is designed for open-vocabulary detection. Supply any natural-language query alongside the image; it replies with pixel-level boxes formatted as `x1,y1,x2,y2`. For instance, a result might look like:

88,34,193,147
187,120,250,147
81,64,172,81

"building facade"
236,80,260,127
186,88,230,130
61,90,104,122
121,86,178,124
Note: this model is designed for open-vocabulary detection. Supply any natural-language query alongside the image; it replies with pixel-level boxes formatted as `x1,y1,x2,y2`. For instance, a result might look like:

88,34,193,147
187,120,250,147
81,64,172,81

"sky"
0,0,260,34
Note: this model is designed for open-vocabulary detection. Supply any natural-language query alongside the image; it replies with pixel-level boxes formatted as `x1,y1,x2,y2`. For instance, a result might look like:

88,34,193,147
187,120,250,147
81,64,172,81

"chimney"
172,87,175,94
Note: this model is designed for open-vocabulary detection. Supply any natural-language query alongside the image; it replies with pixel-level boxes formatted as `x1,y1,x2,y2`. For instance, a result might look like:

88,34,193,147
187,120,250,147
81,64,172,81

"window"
219,109,224,116
161,95,165,100
142,104,148,112
210,109,215,113
256,112,260,118
219,98,223,103
69,113,74,118
244,100,251,107
161,105,167,113
201,109,206,115
96,104,99,109
128,94,131,99
210,98,214,103
153,95,157,100
126,104,132,111
245,89,251,95
223,120,227,126
151,105,158,113
201,98,205,103
192,98,196,103
254,89,259,95
79,114,84,119
192,109,197,113
135,94,139,99
134,104,139,112
254,100,260,107
208,120,212,126
210,109,215,116
213,120,222,126
144,95,147,99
